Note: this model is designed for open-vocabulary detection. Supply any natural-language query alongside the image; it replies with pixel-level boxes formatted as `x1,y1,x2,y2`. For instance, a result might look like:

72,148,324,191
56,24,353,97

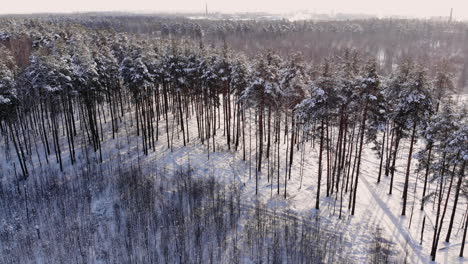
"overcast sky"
1,0,468,19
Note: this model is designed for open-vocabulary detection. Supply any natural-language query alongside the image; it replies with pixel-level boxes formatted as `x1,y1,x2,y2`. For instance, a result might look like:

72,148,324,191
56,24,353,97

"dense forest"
0,15,467,263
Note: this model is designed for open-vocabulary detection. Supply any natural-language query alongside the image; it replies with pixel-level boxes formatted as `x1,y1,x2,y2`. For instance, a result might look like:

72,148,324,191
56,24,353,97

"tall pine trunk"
352,103,367,216
446,161,466,242
316,119,324,210
389,128,401,195
421,143,433,210
402,121,417,216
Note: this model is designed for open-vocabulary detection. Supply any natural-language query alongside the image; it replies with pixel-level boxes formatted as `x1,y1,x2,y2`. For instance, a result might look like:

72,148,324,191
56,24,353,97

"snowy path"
359,173,429,263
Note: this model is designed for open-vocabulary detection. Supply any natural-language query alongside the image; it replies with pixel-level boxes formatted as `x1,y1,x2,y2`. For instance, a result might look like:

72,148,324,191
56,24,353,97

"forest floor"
0,95,467,263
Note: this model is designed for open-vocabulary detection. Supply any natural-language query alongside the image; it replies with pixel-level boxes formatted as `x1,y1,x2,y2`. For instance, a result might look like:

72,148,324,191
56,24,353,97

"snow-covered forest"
0,15,467,263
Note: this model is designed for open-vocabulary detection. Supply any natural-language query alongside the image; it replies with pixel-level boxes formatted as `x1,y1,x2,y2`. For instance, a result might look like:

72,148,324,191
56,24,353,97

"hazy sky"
1,0,468,19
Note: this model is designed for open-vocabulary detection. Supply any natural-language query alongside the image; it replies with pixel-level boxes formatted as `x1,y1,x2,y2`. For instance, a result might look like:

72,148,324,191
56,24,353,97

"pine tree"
0,47,27,177
296,60,337,209
240,51,281,175
419,102,463,261
350,59,382,215
280,52,307,197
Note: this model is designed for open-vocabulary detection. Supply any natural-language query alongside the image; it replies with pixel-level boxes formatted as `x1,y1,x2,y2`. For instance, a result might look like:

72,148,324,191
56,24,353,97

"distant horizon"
1,0,467,20
0,10,465,22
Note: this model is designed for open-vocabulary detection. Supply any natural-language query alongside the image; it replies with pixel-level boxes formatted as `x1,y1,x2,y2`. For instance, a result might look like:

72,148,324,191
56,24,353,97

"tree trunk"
421,143,433,210
316,119,324,210
288,113,295,181
389,128,401,195
446,161,466,242
402,121,417,216
352,104,367,216
461,208,468,257
430,153,447,261
257,106,263,172
377,129,386,183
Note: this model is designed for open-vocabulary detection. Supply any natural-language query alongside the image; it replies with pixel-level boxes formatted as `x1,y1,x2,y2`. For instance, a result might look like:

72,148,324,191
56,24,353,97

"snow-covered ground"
0,98,466,263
